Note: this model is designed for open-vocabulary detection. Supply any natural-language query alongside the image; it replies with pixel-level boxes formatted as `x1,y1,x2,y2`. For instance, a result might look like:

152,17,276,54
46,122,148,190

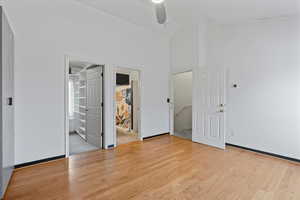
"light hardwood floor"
117,127,139,145
5,135,300,200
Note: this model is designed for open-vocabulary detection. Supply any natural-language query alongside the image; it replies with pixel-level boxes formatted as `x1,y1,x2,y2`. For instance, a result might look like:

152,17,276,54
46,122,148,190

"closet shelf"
77,132,86,140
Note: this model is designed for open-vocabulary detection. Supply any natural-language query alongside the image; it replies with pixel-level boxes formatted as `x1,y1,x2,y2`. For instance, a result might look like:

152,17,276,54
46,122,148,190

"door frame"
64,55,105,157
169,70,196,139
113,67,142,147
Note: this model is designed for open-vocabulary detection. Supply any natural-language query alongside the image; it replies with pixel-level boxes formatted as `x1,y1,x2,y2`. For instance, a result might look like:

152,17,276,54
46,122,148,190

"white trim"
0,4,16,36
64,55,70,157
192,67,198,142
173,69,193,75
169,72,174,135
224,66,229,144
113,67,142,147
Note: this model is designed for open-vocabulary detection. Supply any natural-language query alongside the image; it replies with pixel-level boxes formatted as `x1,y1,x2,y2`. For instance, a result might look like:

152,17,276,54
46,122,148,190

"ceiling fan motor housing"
155,3,167,24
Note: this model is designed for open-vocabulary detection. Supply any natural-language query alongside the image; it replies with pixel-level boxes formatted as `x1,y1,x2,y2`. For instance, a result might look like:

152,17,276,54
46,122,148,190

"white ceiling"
172,0,299,24
76,0,299,32
75,0,178,34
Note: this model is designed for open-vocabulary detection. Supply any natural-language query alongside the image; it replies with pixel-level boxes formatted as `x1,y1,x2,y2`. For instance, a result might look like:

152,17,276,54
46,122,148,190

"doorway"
114,68,141,145
173,71,193,140
66,59,104,156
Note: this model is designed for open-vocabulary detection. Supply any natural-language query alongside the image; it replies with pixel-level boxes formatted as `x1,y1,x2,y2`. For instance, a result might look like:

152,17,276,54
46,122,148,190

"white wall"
217,17,300,159
169,22,203,136
170,25,199,74
171,17,300,159
3,0,170,164
170,19,208,74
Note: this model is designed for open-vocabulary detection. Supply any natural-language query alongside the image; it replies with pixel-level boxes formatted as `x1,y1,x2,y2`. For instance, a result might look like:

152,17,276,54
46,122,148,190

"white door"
193,67,226,149
1,8,15,197
86,66,103,148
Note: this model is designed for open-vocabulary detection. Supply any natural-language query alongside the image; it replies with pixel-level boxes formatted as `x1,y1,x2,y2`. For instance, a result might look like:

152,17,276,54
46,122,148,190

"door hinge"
101,102,104,107
101,72,103,77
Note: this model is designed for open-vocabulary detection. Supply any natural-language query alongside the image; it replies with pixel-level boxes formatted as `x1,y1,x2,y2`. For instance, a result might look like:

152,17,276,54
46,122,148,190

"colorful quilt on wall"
116,86,132,129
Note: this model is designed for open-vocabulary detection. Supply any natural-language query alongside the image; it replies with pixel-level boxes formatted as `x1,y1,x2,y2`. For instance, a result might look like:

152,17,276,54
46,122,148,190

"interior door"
131,80,139,133
193,67,226,149
1,7,15,197
86,66,103,148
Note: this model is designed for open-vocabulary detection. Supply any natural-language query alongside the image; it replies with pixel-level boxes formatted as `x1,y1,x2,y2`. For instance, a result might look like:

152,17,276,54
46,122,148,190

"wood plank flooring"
5,135,300,200
117,127,139,145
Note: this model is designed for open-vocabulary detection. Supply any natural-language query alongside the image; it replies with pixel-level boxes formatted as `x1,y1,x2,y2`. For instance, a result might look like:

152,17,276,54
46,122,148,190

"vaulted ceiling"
76,0,299,32
168,0,299,23
75,0,175,33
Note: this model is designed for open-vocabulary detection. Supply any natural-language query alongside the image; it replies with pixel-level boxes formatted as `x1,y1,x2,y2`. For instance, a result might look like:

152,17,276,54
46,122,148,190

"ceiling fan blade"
155,3,167,24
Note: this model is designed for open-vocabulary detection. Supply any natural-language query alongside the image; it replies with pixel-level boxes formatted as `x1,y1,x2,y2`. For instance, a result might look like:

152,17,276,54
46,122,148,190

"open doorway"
173,71,193,140
114,68,141,145
67,59,104,156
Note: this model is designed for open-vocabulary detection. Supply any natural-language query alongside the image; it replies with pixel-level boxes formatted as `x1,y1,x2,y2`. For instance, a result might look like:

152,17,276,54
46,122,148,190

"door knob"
219,109,224,113
220,104,225,107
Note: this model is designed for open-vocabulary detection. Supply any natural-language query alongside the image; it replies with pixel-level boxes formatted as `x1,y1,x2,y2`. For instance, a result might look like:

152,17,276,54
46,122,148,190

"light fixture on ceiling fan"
151,0,164,3
151,0,167,25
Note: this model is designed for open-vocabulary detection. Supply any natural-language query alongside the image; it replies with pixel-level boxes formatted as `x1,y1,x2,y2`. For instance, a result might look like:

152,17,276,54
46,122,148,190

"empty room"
0,0,300,199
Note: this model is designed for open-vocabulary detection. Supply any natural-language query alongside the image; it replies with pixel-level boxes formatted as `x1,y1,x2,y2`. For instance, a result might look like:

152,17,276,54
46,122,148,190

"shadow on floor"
174,129,192,140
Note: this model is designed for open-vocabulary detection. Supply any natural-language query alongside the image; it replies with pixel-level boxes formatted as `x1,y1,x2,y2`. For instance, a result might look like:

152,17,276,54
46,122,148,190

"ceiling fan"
151,0,167,25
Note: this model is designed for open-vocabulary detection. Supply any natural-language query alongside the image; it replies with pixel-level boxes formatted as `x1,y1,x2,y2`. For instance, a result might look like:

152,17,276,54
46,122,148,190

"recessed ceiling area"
75,0,299,31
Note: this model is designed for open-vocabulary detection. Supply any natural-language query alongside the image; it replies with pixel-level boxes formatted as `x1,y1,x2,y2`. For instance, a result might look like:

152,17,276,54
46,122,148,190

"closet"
70,69,88,140
77,70,87,139
69,64,103,155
